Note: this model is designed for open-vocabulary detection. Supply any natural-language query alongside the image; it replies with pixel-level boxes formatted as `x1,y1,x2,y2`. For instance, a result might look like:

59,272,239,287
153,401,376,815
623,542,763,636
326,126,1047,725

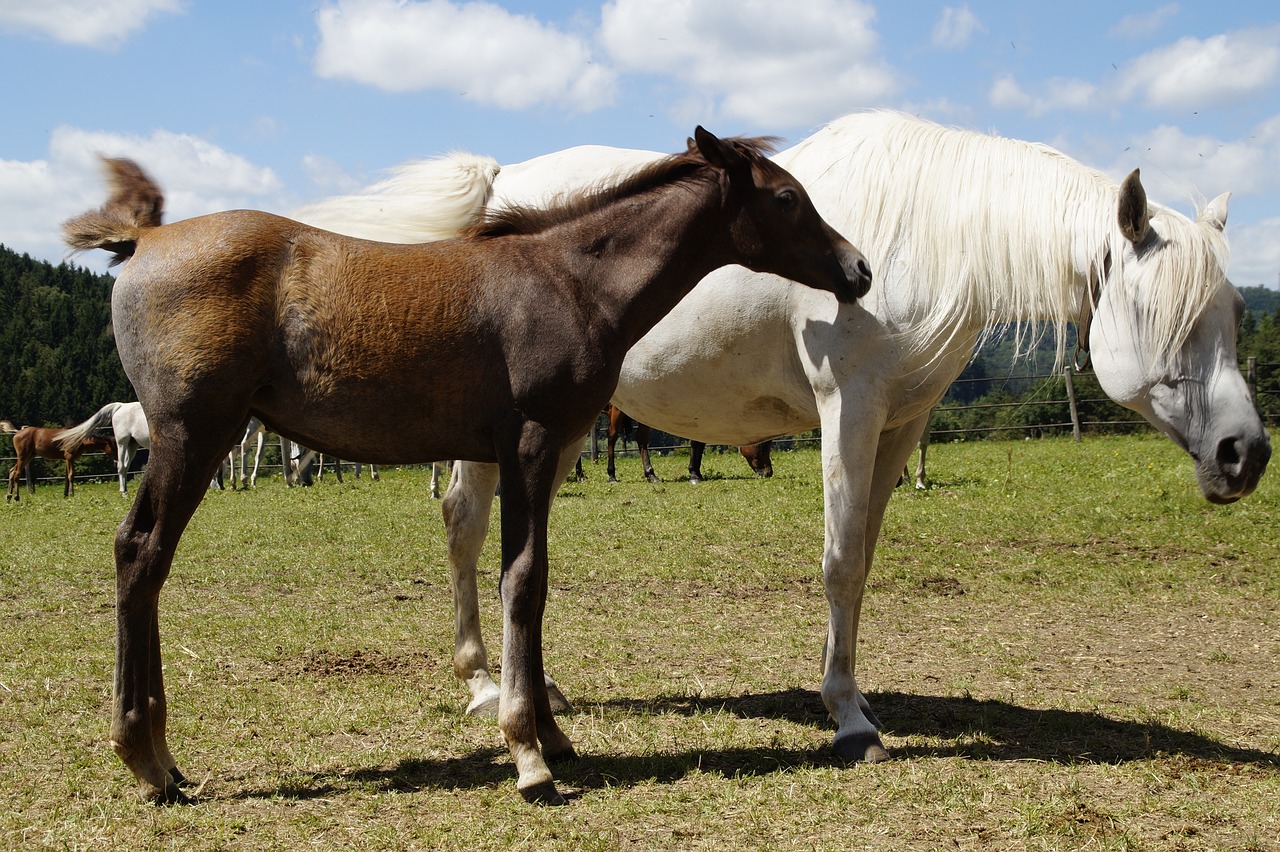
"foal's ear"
1118,168,1150,246
693,126,747,171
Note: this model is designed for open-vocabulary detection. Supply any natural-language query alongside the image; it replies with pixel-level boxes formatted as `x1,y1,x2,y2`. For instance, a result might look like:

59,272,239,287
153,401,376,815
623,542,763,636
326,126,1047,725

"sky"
1,0,1278,286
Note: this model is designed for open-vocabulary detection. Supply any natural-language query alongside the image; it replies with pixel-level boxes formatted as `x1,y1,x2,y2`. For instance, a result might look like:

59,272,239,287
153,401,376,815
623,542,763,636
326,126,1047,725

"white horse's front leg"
821,407,932,762
814,398,891,763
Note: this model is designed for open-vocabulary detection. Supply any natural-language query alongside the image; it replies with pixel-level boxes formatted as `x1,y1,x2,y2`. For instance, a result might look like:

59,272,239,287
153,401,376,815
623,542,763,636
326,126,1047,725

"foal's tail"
56,402,122,451
62,158,165,266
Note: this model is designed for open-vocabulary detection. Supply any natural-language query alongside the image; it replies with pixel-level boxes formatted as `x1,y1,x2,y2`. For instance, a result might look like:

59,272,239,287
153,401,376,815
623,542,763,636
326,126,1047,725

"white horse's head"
1090,170,1270,503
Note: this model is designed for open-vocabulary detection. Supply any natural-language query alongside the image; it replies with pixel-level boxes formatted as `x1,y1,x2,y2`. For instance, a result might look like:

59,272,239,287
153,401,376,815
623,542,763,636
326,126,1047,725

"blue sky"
2,1,1278,286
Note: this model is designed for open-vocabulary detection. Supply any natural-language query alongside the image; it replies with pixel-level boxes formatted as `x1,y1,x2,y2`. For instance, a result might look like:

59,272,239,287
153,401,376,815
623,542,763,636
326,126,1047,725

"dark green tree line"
0,245,133,478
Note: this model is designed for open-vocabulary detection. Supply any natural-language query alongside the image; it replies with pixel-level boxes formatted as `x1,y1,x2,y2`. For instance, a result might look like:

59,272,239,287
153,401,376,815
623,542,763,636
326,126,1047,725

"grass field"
1,434,1277,850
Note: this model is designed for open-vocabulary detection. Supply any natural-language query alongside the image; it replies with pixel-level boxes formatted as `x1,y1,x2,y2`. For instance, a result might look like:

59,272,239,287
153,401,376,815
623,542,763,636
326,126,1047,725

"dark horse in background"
3,420,117,500
605,404,773,483
62,129,870,805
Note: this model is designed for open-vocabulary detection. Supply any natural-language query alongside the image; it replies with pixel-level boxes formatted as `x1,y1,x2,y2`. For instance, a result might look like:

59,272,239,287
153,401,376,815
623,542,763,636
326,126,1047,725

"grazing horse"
63,130,870,805
5,422,116,500
605,404,772,483
57,401,151,495
302,110,1270,765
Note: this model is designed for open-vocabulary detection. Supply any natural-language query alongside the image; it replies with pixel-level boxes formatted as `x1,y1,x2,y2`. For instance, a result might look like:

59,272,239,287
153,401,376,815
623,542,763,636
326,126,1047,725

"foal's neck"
568,176,729,353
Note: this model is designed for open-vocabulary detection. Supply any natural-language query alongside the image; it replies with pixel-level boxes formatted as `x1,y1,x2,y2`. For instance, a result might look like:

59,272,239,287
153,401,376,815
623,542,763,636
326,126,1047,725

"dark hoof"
545,745,580,765
152,781,192,805
519,780,566,806
169,767,189,787
833,731,891,764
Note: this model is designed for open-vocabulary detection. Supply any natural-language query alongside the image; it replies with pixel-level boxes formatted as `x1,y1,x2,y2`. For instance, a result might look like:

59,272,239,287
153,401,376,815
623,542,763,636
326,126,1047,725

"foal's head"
687,126,872,303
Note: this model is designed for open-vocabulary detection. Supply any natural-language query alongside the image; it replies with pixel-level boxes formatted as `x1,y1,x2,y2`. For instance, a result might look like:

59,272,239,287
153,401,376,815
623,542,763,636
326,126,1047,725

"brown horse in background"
4,422,117,500
604,404,772,483
63,129,870,806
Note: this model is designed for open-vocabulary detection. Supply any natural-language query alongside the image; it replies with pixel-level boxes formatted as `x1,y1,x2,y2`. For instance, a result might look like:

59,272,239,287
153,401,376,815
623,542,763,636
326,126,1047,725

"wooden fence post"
1247,357,1258,404
1064,365,1082,442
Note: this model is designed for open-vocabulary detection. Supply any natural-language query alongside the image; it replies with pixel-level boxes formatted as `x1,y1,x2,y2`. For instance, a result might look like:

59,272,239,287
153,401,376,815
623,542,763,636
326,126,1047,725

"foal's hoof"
519,779,566,806
833,731,891,764
169,767,189,787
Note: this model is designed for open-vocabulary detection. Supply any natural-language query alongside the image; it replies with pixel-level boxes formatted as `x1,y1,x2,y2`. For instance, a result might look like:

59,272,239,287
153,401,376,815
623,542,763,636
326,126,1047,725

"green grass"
1,434,1277,850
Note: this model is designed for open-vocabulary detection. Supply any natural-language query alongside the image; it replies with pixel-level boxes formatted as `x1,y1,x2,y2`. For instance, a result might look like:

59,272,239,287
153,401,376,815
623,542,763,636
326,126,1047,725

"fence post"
1064,365,1082,442
1247,357,1258,404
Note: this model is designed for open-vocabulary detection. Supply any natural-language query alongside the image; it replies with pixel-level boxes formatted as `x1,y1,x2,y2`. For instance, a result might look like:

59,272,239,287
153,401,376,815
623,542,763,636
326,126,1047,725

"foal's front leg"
444,450,579,717
494,428,577,804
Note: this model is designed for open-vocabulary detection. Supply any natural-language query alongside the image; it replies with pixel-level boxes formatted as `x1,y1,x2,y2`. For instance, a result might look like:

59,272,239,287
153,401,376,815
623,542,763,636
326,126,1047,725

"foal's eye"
776,188,798,210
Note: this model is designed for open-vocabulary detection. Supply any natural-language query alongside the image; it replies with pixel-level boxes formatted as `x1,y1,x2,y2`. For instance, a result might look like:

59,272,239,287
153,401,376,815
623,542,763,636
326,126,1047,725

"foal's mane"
463,137,778,240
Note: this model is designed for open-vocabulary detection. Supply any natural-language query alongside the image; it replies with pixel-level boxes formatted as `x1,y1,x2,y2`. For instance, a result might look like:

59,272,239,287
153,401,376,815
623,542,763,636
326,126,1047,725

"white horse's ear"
1199,191,1230,232
693,126,745,171
1118,168,1150,246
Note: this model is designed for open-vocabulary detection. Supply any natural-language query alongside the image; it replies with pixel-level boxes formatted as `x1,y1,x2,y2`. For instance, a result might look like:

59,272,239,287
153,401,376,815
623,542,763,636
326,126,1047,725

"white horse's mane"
291,152,500,243
788,110,1231,366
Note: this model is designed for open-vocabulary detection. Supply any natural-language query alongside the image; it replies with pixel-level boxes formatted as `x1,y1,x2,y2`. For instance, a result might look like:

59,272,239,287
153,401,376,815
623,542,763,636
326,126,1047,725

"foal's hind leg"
111,429,236,803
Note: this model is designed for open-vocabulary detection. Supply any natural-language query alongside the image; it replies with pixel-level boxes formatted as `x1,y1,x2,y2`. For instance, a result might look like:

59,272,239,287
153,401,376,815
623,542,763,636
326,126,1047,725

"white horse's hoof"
465,688,501,717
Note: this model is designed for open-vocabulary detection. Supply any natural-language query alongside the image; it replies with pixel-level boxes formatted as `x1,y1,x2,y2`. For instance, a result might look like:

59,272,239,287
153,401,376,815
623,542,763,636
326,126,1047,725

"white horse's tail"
56,401,123,450
291,152,501,244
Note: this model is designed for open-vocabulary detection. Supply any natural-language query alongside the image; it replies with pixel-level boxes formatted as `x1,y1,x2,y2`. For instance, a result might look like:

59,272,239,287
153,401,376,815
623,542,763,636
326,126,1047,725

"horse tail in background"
291,152,500,243
62,158,165,266
56,401,124,452
0,420,17,434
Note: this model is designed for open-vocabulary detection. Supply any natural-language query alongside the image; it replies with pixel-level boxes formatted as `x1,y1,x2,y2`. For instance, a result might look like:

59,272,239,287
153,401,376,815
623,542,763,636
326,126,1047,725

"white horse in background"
57,401,152,495
299,110,1269,762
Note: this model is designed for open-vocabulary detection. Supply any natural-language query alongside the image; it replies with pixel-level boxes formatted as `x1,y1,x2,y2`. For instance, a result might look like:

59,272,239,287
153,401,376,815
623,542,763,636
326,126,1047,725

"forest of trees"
2,243,1279,473
0,245,131,428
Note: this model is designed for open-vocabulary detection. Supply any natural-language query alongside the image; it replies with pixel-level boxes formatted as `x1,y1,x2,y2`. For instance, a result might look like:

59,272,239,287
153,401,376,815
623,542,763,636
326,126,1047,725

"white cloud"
1109,4,1179,40
0,0,183,48
931,6,984,51
1227,217,1280,288
599,0,898,128
1116,26,1280,110
988,73,1096,116
313,0,616,112
0,128,283,271
1108,117,1280,205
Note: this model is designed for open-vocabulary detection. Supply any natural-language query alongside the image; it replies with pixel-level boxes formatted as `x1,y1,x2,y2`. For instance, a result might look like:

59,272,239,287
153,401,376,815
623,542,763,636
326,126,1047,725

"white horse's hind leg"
443,460,503,715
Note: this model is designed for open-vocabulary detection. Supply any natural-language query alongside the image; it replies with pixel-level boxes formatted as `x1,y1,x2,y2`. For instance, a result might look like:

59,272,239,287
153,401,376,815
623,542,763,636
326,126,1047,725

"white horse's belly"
612,271,822,445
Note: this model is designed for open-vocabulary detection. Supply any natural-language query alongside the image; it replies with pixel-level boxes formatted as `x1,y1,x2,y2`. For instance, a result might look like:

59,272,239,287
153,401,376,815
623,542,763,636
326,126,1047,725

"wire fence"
6,360,1279,488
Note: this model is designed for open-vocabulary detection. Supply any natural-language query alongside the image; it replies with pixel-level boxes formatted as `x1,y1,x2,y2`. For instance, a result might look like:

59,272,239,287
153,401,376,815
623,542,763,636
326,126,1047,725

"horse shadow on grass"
227,688,1277,802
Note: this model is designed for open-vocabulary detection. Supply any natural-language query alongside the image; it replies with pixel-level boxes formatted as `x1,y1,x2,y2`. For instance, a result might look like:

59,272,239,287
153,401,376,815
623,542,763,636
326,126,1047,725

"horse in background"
63,129,869,805
310,109,1269,768
57,401,151,495
6,421,116,500
605,404,773,483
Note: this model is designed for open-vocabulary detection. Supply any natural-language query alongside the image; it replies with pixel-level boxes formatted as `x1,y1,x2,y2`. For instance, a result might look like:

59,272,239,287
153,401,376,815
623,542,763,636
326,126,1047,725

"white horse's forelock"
291,152,500,243
791,111,1231,369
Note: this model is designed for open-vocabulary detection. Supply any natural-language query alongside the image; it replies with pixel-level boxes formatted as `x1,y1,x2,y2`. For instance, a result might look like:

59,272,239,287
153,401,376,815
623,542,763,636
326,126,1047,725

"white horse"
57,401,152,495
299,110,1270,762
